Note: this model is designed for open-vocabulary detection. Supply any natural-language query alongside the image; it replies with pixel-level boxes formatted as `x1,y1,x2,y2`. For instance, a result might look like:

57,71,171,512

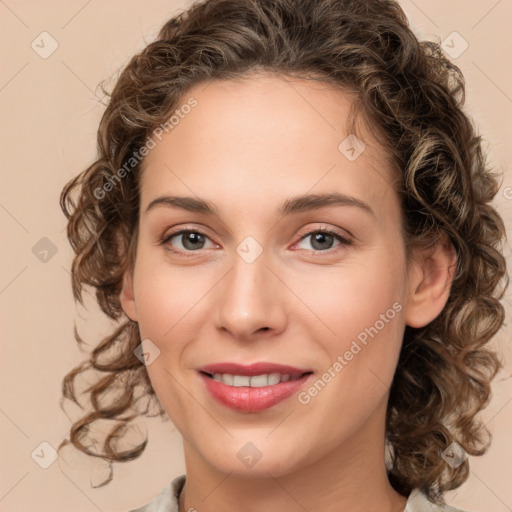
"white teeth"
249,374,268,387
211,373,295,387
233,375,250,387
267,373,281,385
222,374,234,386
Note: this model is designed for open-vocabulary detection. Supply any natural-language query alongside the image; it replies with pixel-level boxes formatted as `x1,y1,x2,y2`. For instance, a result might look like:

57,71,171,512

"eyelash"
159,226,352,257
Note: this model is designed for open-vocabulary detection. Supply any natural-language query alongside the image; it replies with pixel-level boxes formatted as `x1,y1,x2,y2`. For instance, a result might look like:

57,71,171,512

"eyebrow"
145,192,374,217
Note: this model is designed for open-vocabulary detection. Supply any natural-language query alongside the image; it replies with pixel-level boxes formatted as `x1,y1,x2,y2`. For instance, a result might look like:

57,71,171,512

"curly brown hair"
59,0,508,503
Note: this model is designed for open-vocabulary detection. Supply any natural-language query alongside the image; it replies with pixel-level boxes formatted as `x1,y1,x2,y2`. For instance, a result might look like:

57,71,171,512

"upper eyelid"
294,228,352,249
297,224,351,239
161,226,216,243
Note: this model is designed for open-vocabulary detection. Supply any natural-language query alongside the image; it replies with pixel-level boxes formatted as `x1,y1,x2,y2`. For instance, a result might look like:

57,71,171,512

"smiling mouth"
200,371,313,387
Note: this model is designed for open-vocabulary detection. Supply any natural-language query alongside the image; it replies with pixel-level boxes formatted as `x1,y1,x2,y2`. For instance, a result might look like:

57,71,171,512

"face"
121,73,417,478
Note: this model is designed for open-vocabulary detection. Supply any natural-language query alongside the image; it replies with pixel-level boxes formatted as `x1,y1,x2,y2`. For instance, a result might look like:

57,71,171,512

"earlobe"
120,271,138,322
404,236,457,329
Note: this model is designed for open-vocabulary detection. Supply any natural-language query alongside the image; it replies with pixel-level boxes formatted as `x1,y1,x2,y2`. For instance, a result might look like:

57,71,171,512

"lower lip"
199,372,313,412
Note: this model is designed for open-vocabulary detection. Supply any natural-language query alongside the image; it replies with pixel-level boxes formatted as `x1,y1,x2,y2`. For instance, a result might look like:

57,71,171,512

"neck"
178,400,408,512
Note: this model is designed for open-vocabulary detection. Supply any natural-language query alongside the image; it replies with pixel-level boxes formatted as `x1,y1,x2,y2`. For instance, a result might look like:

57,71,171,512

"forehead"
139,73,400,221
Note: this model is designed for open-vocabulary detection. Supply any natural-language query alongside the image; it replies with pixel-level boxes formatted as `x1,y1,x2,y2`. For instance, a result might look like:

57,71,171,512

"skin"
120,73,456,512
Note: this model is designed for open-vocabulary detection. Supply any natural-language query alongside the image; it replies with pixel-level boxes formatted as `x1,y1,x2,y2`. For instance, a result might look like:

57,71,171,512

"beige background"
1,0,511,510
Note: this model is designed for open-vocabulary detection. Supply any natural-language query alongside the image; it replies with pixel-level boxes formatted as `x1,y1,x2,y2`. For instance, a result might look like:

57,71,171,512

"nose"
214,249,288,343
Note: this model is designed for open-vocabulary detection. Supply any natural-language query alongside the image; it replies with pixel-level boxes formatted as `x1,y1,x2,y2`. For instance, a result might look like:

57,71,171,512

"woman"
59,0,508,510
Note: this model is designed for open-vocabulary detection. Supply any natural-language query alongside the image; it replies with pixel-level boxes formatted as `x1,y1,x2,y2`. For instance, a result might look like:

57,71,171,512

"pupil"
312,232,333,250
183,232,204,250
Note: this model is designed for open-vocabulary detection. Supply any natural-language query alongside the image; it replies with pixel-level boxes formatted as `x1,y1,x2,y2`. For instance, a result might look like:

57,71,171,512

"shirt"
129,474,469,512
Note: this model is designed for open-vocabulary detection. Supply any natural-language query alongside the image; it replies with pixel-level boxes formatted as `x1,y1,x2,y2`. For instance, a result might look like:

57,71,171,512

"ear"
120,270,138,322
404,235,457,328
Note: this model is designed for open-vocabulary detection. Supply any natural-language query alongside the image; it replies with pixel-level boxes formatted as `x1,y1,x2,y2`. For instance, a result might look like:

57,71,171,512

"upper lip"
197,362,313,377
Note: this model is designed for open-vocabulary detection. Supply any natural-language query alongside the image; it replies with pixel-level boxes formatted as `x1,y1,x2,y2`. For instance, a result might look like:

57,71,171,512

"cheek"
132,252,212,342
300,246,407,399
294,259,406,435
131,257,205,426
302,253,405,344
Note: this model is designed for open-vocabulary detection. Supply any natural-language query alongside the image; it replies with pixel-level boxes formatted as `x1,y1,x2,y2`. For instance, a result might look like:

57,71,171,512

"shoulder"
128,474,185,512
406,489,471,512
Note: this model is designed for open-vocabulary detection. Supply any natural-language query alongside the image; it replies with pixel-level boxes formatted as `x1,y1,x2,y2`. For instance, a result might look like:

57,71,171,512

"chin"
193,434,314,479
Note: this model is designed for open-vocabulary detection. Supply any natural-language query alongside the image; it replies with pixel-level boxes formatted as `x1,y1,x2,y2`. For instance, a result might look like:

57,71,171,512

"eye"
160,226,352,257
161,229,216,254
295,228,352,252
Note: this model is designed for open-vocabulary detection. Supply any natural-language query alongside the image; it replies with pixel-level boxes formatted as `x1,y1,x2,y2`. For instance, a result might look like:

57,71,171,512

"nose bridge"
215,246,286,339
